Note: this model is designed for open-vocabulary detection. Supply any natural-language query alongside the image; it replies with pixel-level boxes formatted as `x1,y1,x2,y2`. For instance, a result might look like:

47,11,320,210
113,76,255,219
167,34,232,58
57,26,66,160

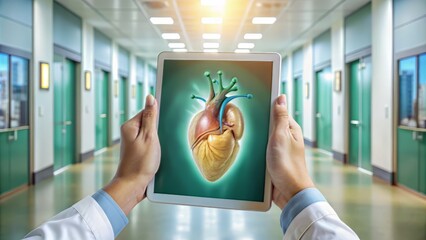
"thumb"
273,95,289,131
140,95,158,137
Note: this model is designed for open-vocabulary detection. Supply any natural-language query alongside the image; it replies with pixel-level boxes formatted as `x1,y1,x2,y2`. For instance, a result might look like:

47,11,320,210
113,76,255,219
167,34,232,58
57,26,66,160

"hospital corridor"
0,0,426,239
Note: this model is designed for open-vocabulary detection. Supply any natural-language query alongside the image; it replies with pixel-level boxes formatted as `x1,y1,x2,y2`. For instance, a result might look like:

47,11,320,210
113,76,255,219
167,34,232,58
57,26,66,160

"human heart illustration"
188,71,253,182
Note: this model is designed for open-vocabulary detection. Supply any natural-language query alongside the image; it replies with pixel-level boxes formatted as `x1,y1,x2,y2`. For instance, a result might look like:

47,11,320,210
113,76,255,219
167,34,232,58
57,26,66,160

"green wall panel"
345,3,372,54
0,0,32,52
292,47,304,76
313,29,331,67
0,0,32,26
94,29,112,67
394,0,426,27
394,17,426,54
53,3,82,54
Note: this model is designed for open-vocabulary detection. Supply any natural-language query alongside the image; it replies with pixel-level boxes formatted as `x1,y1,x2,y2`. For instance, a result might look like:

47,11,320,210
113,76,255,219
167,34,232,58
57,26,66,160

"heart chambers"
188,104,244,182
187,71,252,182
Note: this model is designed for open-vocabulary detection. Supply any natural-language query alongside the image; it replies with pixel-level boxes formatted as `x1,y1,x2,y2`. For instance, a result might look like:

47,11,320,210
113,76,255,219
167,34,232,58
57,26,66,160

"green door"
0,132,10,194
294,76,303,127
397,128,420,191
53,54,76,171
315,67,332,152
137,82,143,110
281,81,287,95
349,57,372,171
95,69,109,150
9,129,29,189
119,76,128,125
420,133,426,194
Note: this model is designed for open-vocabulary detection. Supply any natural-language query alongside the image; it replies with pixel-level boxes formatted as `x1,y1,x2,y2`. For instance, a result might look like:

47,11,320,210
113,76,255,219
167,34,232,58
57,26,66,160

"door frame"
314,66,332,152
94,66,112,151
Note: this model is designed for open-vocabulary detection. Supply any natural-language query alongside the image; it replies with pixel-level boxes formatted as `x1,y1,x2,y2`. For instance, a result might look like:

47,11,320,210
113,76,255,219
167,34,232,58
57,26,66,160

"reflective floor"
1,146,425,240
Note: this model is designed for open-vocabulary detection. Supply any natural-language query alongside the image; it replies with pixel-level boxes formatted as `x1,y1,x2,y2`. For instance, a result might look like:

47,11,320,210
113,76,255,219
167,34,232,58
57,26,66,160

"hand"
266,95,314,210
104,95,161,215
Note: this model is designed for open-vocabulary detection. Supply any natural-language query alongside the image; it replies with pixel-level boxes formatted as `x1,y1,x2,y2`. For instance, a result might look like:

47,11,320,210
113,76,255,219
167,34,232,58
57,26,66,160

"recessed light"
238,43,255,49
252,17,276,24
235,49,250,53
244,33,262,39
150,17,174,25
201,0,225,7
173,49,188,52
162,33,180,39
203,42,219,48
168,43,185,48
204,49,218,53
203,33,221,39
202,17,222,24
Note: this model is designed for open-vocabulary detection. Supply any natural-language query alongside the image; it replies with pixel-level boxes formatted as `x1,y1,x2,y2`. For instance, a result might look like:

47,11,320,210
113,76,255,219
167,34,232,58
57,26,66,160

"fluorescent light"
202,17,222,24
235,49,250,53
203,42,219,48
201,0,225,6
203,33,221,39
252,17,276,24
204,49,218,53
150,17,174,25
173,49,188,52
238,43,255,49
244,33,262,39
162,33,180,39
168,43,185,48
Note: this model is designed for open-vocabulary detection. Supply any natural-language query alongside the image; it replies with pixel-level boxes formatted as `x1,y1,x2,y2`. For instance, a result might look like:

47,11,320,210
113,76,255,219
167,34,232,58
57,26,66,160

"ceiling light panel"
252,17,276,24
244,33,262,39
202,17,222,24
238,43,255,49
203,33,221,39
162,33,180,39
203,42,219,48
150,17,174,25
168,43,185,48
201,0,226,7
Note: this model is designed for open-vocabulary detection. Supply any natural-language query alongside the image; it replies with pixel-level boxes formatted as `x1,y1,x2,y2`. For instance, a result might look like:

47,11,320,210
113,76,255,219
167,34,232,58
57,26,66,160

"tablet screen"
154,59,273,202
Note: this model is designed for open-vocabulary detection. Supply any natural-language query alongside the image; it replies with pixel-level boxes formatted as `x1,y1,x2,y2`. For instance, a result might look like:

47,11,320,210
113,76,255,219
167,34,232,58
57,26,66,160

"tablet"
147,52,281,211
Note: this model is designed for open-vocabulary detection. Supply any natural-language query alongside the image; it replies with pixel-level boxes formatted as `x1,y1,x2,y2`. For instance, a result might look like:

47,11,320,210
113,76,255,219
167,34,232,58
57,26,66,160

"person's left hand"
104,95,161,215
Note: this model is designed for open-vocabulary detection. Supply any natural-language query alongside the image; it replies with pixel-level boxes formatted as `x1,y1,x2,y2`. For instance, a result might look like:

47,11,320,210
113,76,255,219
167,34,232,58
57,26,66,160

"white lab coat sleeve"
283,201,359,240
23,196,115,240
280,188,359,240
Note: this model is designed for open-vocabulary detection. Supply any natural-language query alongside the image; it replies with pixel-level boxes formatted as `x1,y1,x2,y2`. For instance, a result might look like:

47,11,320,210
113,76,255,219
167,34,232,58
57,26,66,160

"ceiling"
55,0,371,66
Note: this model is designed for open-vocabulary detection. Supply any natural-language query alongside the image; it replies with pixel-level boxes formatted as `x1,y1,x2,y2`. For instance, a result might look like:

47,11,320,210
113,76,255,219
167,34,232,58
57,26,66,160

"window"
399,53,426,128
0,53,29,129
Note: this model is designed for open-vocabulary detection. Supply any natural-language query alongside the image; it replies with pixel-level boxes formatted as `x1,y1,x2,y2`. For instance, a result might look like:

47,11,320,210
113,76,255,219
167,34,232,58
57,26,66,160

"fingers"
288,116,303,141
140,95,158,138
272,95,290,131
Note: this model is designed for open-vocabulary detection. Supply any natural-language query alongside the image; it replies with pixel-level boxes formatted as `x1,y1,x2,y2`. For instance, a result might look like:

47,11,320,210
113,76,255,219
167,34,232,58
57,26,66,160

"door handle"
100,114,107,118
416,132,423,141
350,120,360,126
412,131,417,141
64,121,72,126
8,130,18,141
8,134,14,141
316,113,321,118
62,128,66,134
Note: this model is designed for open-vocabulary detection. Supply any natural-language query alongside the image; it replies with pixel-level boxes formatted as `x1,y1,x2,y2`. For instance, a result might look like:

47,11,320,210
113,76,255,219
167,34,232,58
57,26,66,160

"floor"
1,146,425,240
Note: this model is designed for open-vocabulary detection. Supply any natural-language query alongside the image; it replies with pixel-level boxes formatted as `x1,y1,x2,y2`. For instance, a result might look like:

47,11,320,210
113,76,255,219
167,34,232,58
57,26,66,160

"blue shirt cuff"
280,188,326,234
92,189,129,237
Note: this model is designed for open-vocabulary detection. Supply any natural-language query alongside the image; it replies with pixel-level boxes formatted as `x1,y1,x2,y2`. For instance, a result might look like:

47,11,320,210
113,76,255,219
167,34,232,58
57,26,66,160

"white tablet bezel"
147,51,281,211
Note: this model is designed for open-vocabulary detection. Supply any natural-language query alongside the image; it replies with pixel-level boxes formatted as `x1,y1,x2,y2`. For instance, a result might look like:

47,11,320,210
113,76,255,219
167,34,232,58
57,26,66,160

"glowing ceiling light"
202,17,222,24
201,0,225,7
173,49,188,52
168,43,185,48
204,49,218,53
235,49,250,53
150,17,174,25
252,17,276,24
203,33,221,39
162,33,180,39
203,42,219,48
244,33,262,39
238,43,255,49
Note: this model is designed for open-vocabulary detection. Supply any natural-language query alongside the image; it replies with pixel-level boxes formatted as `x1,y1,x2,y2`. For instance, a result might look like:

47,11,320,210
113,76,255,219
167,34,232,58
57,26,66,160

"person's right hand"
266,95,314,209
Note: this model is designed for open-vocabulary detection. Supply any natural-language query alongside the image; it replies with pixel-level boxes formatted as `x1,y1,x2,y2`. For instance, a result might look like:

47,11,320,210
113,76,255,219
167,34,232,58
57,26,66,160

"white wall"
302,41,315,142
331,18,347,155
371,0,393,172
79,20,95,155
32,0,54,172
110,42,120,142
129,54,138,117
